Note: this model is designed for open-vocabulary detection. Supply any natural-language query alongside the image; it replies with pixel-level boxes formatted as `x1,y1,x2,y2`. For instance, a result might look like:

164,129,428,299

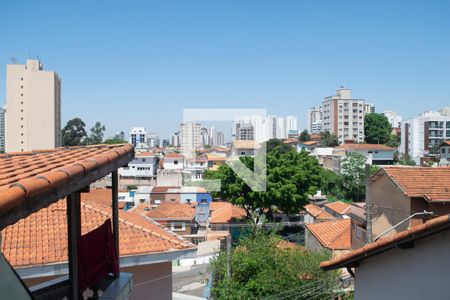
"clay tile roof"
306,219,351,250
164,153,184,159
283,138,299,145
136,152,155,157
1,198,195,268
0,144,134,229
304,204,336,220
209,202,247,224
206,153,227,161
232,140,260,150
324,201,352,215
302,141,319,146
151,186,179,193
439,140,450,147
80,189,125,209
379,166,450,201
146,202,195,220
320,214,450,270
336,143,395,151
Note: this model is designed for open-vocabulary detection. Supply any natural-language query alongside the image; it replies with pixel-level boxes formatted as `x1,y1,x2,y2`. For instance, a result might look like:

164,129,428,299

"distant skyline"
1,1,450,138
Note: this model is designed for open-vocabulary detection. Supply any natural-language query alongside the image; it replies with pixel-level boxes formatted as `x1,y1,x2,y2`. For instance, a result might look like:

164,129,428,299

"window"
141,158,146,162
241,151,246,155
21,93,23,97
171,222,185,231
174,160,178,164
201,198,208,204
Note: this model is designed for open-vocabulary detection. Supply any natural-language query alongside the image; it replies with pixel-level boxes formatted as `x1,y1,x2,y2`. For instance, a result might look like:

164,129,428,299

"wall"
370,174,411,238
354,230,450,300
121,262,172,300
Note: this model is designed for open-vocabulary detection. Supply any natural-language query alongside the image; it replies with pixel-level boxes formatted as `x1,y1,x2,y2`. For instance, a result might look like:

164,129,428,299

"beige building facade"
5,59,61,152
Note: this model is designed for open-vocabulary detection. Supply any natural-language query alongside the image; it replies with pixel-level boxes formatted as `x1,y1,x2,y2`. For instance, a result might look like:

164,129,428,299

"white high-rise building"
129,127,147,147
307,106,323,134
213,131,225,146
233,115,297,142
170,131,180,147
383,110,402,129
322,87,365,143
147,133,159,148
180,122,201,158
5,59,61,152
364,103,376,114
285,115,298,134
400,108,450,164
0,106,5,152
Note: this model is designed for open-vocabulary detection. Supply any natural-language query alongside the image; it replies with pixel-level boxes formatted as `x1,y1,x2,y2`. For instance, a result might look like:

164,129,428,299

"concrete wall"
370,175,411,238
354,230,450,300
121,262,172,300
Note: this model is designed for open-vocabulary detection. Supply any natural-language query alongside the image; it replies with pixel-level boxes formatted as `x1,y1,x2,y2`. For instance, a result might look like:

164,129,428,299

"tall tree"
341,152,378,201
319,131,339,147
364,113,392,144
104,137,127,144
61,118,87,146
298,129,310,142
87,122,106,145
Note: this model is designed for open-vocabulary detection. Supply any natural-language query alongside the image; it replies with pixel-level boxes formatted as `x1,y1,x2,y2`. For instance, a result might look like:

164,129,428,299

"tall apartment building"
400,108,450,164
0,106,5,152
129,127,147,147
5,59,61,152
170,131,180,147
147,133,159,148
322,87,365,143
364,103,375,114
180,122,201,158
235,123,254,140
285,115,298,134
213,131,225,146
307,106,323,134
383,110,402,129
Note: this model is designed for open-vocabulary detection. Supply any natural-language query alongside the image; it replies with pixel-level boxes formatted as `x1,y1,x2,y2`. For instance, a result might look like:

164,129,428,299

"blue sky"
1,1,450,138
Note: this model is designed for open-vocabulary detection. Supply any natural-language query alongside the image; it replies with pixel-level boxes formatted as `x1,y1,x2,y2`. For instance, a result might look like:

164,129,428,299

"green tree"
364,113,392,144
319,131,339,147
203,145,323,221
61,118,88,146
265,138,292,154
86,122,106,145
210,231,339,300
104,137,127,144
341,152,378,201
386,134,400,148
298,129,310,142
396,153,416,166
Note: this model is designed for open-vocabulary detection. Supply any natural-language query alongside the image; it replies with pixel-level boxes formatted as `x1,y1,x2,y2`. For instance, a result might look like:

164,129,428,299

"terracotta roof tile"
304,204,336,220
146,202,195,220
1,198,195,268
324,201,352,215
306,219,351,250
164,153,184,159
81,189,126,209
379,166,450,201
320,214,450,270
232,140,260,150
209,202,246,224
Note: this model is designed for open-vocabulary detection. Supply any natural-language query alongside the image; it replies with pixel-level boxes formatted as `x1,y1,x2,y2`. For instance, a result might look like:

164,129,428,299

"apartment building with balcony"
322,87,365,144
400,108,450,164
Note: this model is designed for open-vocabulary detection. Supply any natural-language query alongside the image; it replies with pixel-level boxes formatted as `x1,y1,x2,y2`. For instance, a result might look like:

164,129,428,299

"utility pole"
226,234,231,278
365,163,373,243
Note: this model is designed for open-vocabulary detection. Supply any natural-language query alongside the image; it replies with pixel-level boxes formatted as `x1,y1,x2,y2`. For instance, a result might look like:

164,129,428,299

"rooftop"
306,219,351,250
303,204,335,221
146,202,195,220
232,140,260,150
209,202,247,224
336,143,395,151
2,199,194,268
375,166,450,201
164,153,184,159
324,201,352,215
320,214,450,270
0,144,134,229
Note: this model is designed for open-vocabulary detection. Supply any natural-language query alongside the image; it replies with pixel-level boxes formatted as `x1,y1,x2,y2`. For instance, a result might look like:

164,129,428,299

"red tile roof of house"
283,138,299,145
0,144,134,229
439,141,450,147
164,153,184,159
146,202,195,220
302,141,319,146
376,166,450,201
151,186,180,193
136,151,155,157
80,189,126,209
209,202,247,224
304,204,336,220
1,199,194,268
324,201,352,215
320,214,450,270
306,219,351,250
232,140,260,150
309,134,321,140
336,143,395,151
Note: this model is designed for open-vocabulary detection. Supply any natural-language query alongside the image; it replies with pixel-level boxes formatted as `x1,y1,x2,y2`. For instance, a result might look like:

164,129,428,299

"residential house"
157,169,183,187
163,153,185,170
118,152,158,179
305,219,352,259
324,201,352,219
309,147,341,172
209,202,247,239
185,155,208,181
146,202,197,236
335,143,396,165
230,140,260,157
303,204,335,224
298,141,319,152
368,166,450,240
438,140,450,166
347,203,367,250
149,186,181,205
179,186,212,204
206,153,227,170
321,214,450,300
